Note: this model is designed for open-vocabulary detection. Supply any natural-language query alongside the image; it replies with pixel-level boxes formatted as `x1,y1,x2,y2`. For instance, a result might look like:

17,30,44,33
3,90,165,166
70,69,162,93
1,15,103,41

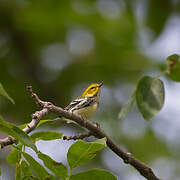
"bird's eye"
90,87,96,90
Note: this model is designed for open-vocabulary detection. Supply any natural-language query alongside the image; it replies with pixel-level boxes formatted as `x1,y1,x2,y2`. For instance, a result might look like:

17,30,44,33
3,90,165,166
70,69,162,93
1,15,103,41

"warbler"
63,82,103,123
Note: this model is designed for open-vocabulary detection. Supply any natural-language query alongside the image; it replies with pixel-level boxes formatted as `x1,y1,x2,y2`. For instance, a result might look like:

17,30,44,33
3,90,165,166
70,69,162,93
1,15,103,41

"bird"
62,82,103,123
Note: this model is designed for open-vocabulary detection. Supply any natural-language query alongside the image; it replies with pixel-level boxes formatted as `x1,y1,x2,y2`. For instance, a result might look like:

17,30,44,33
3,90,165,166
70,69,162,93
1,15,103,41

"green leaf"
166,54,180,81
67,138,106,170
20,160,32,177
0,116,37,152
23,152,54,180
0,82,15,104
71,169,117,180
31,131,63,142
0,166,1,176
136,76,165,120
15,164,21,180
37,119,54,127
38,152,68,179
118,91,135,120
6,144,22,165
19,119,53,130
15,160,32,180
18,123,27,130
12,127,37,152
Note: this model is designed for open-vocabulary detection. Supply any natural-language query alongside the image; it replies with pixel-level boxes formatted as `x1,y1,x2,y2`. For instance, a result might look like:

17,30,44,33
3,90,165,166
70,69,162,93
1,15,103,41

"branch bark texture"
63,131,93,140
0,86,161,180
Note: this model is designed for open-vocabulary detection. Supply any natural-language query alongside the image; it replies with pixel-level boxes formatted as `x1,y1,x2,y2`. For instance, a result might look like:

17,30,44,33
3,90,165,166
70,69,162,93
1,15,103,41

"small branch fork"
0,86,162,180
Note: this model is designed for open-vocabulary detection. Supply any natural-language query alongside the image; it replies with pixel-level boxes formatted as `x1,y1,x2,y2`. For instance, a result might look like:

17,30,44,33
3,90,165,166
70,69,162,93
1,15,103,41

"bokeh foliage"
0,0,180,180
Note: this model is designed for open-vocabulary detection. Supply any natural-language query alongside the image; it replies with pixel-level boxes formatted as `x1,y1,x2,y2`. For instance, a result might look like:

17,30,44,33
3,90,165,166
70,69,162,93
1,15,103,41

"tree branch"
0,86,49,148
0,86,161,180
63,131,93,140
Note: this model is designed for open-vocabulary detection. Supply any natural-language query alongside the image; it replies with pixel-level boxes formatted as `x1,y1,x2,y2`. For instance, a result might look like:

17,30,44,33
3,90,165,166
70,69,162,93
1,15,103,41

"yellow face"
81,83,103,97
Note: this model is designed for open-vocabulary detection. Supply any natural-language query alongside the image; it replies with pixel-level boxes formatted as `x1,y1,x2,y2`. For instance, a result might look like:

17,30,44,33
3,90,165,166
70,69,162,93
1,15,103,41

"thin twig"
0,87,49,148
63,131,93,140
0,86,162,180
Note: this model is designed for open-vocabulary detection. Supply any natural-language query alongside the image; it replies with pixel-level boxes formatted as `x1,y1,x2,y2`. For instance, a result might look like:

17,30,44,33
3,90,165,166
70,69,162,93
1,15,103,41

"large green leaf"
31,131,63,142
71,169,117,180
0,82,15,104
136,76,165,120
38,152,68,179
0,116,37,152
67,138,106,170
166,54,180,81
23,152,55,180
12,127,37,152
6,144,22,165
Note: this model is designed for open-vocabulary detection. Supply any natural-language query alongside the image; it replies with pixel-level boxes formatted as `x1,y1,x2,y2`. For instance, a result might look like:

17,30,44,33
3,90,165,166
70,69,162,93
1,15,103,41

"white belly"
73,103,98,119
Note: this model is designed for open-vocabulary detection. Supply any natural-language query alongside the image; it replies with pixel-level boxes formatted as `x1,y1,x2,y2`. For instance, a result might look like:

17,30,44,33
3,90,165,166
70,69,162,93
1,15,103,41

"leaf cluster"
0,110,114,179
119,54,180,121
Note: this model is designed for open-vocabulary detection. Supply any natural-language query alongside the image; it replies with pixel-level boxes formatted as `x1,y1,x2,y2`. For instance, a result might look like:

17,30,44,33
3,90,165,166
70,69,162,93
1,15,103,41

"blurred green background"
0,0,180,179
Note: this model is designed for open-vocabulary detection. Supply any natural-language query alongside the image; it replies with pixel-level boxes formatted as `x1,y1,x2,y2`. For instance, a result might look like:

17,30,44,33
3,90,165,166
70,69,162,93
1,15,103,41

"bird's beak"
98,82,103,87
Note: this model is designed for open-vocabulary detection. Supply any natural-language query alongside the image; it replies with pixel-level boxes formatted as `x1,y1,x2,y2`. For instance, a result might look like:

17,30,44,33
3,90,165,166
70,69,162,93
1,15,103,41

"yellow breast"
73,102,98,119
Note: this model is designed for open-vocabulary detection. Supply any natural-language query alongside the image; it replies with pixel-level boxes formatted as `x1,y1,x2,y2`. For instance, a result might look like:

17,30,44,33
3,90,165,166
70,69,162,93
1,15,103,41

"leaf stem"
155,70,168,79
66,169,72,180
